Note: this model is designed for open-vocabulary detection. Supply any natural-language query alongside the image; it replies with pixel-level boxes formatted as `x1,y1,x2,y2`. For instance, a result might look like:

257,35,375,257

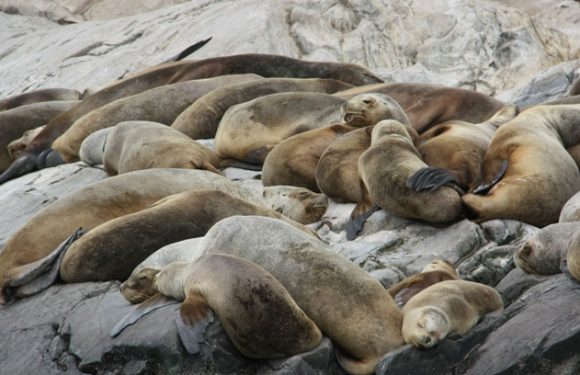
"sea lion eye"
362,99,373,105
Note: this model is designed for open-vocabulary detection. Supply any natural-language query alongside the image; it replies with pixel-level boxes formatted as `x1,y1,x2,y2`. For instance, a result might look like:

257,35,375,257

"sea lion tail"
162,37,213,63
406,167,465,194
176,292,215,354
0,152,38,184
110,293,179,337
472,160,509,195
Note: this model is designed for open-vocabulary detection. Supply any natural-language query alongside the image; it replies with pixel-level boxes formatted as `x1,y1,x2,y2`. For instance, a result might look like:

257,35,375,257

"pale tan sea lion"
402,280,503,348
83,121,221,175
215,92,347,165
462,105,580,227
566,231,580,282
0,169,327,303
388,259,460,307
334,83,505,133
262,93,410,191
59,190,311,282
172,78,352,140
52,74,261,162
154,254,322,358
0,88,80,111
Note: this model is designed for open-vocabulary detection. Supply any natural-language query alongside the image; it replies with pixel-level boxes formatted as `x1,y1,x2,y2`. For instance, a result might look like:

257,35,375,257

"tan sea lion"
388,259,460,307
215,92,347,165
0,88,81,111
59,190,311,283
514,222,578,275
402,280,503,349
52,74,262,162
0,169,327,303
462,105,580,227
334,83,505,133
559,191,580,223
262,93,409,191
81,121,222,175
172,78,352,140
566,231,580,282
153,254,322,358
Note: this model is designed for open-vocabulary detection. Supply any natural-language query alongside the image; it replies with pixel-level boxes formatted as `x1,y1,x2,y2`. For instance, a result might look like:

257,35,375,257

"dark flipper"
176,293,215,354
472,160,509,195
110,293,179,337
0,152,38,184
36,149,65,169
218,158,263,171
406,167,462,192
162,37,213,63
346,202,380,241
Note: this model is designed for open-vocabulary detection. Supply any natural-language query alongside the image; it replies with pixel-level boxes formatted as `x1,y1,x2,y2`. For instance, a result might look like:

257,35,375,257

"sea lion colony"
1,49,580,375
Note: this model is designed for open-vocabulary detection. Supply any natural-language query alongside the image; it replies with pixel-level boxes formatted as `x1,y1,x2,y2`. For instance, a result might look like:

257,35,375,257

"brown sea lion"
214,92,347,165
0,88,81,111
402,280,503,349
150,254,322,358
334,83,505,133
172,78,352,140
388,259,460,307
52,74,261,162
262,93,409,191
462,105,580,227
80,121,222,175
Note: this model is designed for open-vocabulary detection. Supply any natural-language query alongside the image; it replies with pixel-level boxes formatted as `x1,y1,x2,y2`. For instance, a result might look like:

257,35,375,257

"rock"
495,267,551,304
458,244,519,286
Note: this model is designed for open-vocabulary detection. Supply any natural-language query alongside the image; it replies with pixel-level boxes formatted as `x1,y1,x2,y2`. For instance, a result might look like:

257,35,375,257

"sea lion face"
342,93,407,127
7,126,45,159
421,259,458,278
120,268,160,304
370,120,413,145
514,234,563,275
402,306,450,349
262,186,329,224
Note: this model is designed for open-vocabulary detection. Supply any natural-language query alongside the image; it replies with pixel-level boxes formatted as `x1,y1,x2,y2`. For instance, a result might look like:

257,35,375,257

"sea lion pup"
0,100,78,171
59,190,312,283
0,88,80,111
514,222,578,275
81,121,222,175
172,78,353,140
402,280,503,349
52,74,262,162
262,93,409,191
152,254,322,358
462,104,580,227
388,259,460,307
334,83,504,133
215,92,347,165
408,105,519,193
0,169,327,303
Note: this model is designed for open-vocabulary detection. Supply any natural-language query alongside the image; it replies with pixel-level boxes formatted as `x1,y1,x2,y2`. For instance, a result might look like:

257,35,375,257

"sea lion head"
421,259,458,278
402,306,450,349
154,261,190,301
370,119,417,147
514,228,565,275
262,186,329,224
120,267,161,304
342,93,409,127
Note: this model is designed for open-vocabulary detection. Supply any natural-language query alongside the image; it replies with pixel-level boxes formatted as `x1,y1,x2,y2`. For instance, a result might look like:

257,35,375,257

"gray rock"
495,267,551,304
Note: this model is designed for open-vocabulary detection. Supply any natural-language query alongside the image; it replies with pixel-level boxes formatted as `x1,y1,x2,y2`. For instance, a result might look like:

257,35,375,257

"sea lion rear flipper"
0,152,38,184
110,293,179,337
406,167,464,193
472,160,509,195
161,37,213,63
346,200,380,241
176,292,215,354
36,149,65,169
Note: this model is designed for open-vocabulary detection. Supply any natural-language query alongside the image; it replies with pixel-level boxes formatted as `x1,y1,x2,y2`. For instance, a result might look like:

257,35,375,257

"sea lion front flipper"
346,198,380,241
0,152,38,184
161,37,213,63
218,158,263,171
406,167,463,193
110,293,179,337
472,160,509,195
176,292,215,354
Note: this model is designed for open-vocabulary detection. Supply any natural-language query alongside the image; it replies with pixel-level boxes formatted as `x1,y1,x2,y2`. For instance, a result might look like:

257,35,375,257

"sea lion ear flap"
110,293,178,337
485,104,519,129
346,182,380,241
161,37,213,63
176,292,215,354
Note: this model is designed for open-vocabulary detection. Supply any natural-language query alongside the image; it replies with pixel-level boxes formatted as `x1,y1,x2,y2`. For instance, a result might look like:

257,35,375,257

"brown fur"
0,88,80,111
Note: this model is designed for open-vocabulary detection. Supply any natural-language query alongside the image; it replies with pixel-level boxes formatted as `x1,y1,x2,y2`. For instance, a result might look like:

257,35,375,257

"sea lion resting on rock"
566,231,580,283
0,169,327,303
559,191,580,223
154,254,322,358
118,215,404,375
262,93,409,191
79,121,222,175
462,105,580,227
0,88,81,111
52,74,262,162
388,259,460,307
402,280,503,349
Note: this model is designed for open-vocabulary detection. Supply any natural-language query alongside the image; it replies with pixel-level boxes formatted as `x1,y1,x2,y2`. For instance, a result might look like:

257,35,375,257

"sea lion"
388,259,460,307
568,77,580,96
262,93,409,191
559,191,580,223
172,78,352,140
402,280,503,349
215,92,347,165
514,222,578,275
0,169,327,303
355,120,463,232
59,189,312,283
408,105,519,193
52,74,262,162
153,254,322,358
334,83,505,133
81,121,222,175
0,101,78,171
0,88,81,111
566,231,580,282
462,105,580,227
